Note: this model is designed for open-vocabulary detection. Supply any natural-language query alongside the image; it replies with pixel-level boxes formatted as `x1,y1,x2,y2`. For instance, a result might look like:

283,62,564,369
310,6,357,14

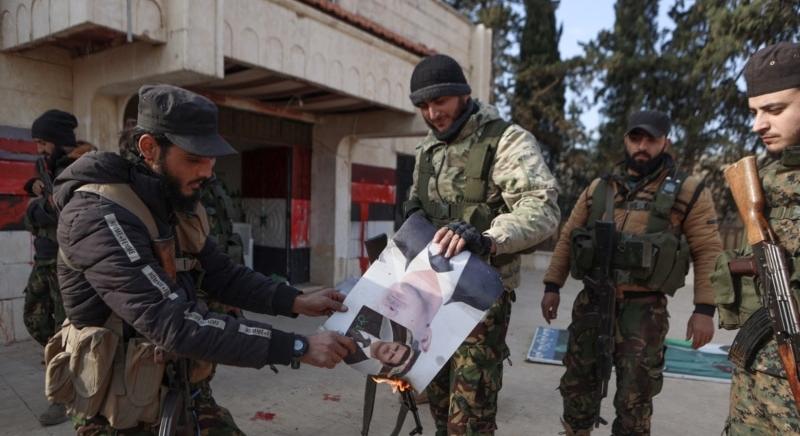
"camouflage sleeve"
681,185,723,306
407,146,423,203
542,181,597,287
484,125,560,255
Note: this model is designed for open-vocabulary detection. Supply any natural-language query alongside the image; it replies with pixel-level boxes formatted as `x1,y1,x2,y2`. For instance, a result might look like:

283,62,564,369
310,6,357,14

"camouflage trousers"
560,289,669,435
74,374,244,436
23,259,65,346
726,341,800,434
426,290,512,436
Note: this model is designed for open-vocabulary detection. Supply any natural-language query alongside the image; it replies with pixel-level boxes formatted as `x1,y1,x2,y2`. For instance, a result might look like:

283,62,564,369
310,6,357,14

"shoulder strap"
61,183,160,272
417,147,435,211
76,183,158,240
463,119,511,202
679,179,705,227
588,177,611,225
645,169,688,233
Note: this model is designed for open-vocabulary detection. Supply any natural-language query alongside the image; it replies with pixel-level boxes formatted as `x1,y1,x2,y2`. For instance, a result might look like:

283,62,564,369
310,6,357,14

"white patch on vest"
104,213,140,262
238,324,272,339
168,293,179,300
141,265,171,298
184,311,226,330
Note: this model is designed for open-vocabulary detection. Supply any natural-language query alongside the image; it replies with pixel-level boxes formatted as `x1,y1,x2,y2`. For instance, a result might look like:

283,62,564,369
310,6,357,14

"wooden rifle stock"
723,156,774,245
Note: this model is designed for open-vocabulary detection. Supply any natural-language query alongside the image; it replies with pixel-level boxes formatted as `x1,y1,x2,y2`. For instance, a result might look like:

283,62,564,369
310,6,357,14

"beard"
159,155,205,212
625,149,668,177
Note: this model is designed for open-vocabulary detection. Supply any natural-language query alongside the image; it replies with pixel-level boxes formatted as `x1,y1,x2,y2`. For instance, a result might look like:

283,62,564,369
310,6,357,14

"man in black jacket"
23,109,95,426
54,84,355,434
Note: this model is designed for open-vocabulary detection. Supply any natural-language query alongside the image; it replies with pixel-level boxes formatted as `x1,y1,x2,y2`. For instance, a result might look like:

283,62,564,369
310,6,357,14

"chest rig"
413,119,511,232
570,167,693,295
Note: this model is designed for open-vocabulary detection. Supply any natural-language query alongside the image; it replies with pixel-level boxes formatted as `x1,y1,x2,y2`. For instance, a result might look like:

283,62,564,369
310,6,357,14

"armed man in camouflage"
721,42,800,435
402,54,560,435
541,110,723,435
22,109,93,426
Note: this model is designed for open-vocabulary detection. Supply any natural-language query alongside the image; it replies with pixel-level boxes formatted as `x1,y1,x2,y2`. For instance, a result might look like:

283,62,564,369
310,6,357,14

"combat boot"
561,418,592,436
38,402,68,426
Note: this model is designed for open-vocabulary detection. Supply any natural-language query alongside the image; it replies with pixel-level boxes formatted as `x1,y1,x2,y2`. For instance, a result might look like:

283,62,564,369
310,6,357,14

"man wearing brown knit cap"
723,41,800,435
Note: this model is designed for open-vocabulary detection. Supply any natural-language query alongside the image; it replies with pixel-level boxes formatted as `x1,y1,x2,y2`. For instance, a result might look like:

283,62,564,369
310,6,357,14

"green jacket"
408,102,560,288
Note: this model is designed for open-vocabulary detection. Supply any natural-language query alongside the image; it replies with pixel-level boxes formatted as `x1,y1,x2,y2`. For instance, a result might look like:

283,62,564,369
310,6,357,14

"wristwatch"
291,335,309,369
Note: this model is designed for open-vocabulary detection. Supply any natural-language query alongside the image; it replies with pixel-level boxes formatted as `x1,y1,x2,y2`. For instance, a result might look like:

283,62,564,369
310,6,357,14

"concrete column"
469,24,493,103
309,110,426,286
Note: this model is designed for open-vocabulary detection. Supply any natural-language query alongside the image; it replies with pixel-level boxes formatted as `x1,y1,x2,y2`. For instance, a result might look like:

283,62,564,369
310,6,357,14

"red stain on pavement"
323,393,341,402
250,411,276,421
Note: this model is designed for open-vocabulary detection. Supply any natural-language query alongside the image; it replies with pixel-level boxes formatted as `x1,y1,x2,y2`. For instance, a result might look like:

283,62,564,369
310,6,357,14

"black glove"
446,221,492,256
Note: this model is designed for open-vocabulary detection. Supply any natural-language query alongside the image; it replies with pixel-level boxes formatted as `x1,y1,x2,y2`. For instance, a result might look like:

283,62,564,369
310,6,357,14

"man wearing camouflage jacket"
724,41,800,435
541,110,722,435
403,54,560,435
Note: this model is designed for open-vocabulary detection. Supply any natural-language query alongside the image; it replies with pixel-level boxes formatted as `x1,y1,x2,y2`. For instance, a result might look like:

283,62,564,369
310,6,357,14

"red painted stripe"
352,163,396,185
0,138,37,154
351,182,395,204
0,160,36,195
290,199,309,248
0,195,29,230
292,147,311,200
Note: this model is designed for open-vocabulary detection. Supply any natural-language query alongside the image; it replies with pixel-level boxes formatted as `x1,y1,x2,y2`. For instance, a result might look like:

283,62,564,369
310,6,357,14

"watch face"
294,339,304,352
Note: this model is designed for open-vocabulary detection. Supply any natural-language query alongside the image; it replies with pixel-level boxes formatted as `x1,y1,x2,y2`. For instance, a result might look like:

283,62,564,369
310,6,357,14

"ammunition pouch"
728,306,773,371
415,119,510,233
44,317,166,429
569,227,594,280
570,229,690,295
711,246,762,330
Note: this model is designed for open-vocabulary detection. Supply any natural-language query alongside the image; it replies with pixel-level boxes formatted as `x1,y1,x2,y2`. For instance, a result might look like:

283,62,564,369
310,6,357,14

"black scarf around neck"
431,99,477,143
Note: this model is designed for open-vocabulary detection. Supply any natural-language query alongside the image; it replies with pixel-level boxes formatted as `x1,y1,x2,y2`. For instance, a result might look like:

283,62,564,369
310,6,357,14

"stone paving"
0,267,737,435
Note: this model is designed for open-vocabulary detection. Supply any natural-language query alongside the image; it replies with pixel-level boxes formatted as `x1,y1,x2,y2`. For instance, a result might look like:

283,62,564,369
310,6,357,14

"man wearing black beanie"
403,54,560,435
23,108,89,426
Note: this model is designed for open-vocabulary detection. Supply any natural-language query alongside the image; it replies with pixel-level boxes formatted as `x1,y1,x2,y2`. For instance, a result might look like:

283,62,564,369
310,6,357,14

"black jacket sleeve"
60,195,295,368
196,239,300,317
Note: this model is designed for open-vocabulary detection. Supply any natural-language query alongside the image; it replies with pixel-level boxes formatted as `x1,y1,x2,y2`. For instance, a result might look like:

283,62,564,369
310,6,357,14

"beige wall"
0,0,166,51
335,0,492,102
337,0,472,63
0,47,72,128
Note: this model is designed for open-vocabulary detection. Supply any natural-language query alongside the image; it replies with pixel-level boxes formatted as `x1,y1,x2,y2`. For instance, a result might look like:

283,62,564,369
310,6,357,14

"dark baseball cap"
137,84,236,157
625,110,671,138
744,42,800,97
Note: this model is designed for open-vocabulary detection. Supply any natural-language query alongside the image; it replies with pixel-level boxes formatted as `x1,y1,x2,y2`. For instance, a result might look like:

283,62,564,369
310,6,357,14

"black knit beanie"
31,109,78,148
409,54,471,106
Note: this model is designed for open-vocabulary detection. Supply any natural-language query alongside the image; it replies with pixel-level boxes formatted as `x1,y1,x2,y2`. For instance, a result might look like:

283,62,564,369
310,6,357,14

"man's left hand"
433,221,494,258
686,313,714,349
293,288,348,317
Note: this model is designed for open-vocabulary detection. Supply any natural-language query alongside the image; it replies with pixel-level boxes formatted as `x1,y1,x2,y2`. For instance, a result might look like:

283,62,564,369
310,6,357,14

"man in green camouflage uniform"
542,110,722,435
23,109,93,426
723,42,800,435
403,54,560,435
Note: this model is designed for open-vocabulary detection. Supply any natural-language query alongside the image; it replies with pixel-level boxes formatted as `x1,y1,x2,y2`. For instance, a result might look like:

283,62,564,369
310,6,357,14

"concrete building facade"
0,0,491,343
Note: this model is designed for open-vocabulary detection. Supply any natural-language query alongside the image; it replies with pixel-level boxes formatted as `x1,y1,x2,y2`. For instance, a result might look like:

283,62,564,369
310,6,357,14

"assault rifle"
36,157,54,197
158,358,195,436
583,219,616,427
725,155,800,411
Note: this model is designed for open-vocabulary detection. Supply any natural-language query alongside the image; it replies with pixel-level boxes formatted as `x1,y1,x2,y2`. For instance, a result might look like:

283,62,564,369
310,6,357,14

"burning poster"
324,213,504,391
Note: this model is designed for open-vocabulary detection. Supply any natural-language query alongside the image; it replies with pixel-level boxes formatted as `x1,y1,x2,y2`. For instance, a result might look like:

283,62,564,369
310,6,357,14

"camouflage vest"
411,119,511,232
570,167,693,295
